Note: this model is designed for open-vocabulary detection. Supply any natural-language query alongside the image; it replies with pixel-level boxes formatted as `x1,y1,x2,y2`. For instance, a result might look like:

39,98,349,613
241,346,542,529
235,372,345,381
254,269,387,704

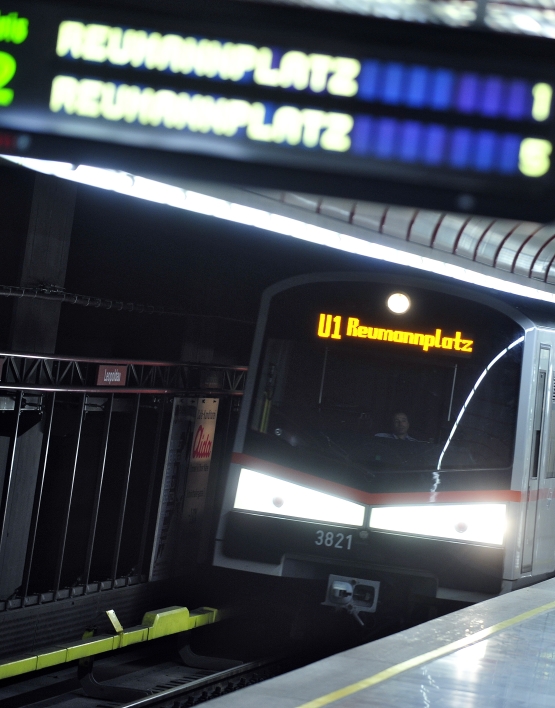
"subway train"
214,271,555,618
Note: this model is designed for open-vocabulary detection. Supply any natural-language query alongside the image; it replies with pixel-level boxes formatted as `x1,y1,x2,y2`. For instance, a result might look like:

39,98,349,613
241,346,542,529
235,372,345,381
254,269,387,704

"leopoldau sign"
96,364,127,386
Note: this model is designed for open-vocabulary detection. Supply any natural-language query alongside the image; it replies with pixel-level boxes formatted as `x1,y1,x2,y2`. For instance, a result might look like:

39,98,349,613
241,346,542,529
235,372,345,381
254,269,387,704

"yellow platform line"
298,598,555,708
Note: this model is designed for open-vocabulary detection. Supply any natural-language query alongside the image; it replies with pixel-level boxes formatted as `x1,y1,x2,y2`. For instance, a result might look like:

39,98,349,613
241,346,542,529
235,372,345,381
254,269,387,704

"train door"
521,344,552,574
531,339,555,575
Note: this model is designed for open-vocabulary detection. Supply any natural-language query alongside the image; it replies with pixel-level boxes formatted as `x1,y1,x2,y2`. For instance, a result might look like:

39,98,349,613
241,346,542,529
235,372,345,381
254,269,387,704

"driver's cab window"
246,281,523,490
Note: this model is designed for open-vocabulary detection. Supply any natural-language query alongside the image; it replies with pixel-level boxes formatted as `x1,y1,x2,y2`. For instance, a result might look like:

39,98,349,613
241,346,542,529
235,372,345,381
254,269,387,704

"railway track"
115,655,295,708
0,640,297,708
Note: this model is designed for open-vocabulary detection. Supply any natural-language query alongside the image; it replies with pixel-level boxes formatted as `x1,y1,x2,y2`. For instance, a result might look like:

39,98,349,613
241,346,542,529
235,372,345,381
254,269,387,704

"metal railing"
0,352,247,394
0,354,246,611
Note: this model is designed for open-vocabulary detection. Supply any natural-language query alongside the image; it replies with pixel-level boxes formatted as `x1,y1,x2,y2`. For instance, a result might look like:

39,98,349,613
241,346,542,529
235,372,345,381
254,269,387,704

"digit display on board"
1,1,555,219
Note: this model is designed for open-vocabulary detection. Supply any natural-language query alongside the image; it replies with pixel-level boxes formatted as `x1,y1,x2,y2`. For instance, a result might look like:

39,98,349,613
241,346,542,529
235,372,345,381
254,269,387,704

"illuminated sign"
0,11,28,107
0,1,555,217
55,22,361,98
46,19,555,177
49,77,353,152
0,11,28,44
317,313,474,353
96,364,128,385
54,21,551,123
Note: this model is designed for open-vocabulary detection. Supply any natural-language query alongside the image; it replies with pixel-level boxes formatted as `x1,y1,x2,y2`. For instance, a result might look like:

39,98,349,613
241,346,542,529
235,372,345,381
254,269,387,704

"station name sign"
317,313,474,353
97,364,128,385
0,0,553,207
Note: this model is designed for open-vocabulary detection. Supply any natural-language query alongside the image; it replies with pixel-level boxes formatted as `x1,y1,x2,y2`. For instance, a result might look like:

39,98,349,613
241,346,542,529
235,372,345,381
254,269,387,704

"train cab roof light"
5,155,555,305
387,292,411,314
234,468,365,526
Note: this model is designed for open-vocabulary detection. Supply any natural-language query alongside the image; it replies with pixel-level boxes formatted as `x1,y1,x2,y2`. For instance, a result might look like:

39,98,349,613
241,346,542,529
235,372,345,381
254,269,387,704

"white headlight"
234,468,365,526
387,292,411,314
369,503,506,546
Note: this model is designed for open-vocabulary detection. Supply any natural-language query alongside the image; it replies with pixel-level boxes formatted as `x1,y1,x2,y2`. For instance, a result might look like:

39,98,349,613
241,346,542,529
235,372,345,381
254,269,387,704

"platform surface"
209,577,555,707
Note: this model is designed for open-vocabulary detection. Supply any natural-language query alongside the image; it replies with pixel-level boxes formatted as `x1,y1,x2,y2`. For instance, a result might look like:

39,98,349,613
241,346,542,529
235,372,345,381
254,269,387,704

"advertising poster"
182,397,219,535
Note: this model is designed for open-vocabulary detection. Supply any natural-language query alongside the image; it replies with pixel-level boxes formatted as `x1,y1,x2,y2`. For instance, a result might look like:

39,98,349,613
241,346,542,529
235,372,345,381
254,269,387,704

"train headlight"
387,292,411,314
234,468,365,526
369,504,506,546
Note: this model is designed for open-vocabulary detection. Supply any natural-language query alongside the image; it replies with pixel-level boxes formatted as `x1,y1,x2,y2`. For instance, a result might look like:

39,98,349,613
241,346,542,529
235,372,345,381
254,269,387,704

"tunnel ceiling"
160,175,555,302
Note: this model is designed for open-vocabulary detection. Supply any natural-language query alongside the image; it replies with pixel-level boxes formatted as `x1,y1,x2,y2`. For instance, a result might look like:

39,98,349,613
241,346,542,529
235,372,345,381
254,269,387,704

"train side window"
546,374,555,478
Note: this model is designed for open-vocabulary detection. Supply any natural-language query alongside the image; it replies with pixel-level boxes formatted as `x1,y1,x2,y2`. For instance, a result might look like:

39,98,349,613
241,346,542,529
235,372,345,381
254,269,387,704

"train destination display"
316,313,474,353
1,1,555,212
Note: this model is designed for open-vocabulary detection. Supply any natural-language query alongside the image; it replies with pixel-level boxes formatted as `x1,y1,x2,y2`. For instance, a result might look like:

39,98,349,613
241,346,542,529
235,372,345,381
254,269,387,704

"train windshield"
244,280,524,493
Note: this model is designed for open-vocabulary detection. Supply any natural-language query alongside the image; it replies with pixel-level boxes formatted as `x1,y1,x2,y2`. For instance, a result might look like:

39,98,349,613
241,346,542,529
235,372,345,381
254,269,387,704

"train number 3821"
315,530,353,549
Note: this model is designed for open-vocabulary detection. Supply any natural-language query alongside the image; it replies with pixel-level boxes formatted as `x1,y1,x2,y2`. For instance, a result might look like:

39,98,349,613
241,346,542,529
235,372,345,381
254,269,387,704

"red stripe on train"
231,452,523,505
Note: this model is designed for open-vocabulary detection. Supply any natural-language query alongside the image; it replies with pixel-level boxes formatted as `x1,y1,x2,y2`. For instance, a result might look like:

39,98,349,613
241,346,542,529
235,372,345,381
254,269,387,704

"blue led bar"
351,116,521,173
357,61,535,121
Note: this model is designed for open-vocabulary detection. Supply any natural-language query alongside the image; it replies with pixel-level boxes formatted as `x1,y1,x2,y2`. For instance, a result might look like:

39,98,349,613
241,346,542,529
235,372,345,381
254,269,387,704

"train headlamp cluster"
234,468,365,525
369,503,507,545
234,469,506,546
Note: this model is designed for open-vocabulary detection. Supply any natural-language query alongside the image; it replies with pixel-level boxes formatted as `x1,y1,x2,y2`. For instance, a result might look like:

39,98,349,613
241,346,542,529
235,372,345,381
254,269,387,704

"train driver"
375,412,418,441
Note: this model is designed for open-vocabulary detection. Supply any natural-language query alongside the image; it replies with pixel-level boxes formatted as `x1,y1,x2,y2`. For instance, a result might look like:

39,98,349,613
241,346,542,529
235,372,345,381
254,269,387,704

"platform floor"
209,577,555,707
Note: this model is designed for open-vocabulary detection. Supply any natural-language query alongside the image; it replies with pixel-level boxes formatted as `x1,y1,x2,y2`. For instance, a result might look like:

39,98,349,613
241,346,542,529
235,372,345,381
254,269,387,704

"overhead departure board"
2,1,555,220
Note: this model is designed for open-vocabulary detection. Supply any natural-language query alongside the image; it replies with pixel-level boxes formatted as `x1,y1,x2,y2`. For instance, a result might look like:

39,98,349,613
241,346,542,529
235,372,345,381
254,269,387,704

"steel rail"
0,384,245,395
117,655,290,708
0,351,248,368
0,354,247,393
0,284,255,325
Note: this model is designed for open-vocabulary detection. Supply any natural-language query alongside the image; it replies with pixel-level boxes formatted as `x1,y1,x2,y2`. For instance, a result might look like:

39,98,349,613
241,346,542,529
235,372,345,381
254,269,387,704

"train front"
215,274,527,611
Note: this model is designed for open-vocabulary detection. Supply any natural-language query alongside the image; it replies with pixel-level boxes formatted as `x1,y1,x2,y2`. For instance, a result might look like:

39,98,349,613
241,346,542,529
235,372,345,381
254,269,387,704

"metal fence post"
20,392,56,598
110,394,140,584
53,393,86,596
0,391,23,559
82,393,114,588
136,397,165,577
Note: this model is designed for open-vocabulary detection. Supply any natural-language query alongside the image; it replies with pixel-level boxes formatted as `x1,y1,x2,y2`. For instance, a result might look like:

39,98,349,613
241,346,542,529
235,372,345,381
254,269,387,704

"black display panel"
2,1,555,219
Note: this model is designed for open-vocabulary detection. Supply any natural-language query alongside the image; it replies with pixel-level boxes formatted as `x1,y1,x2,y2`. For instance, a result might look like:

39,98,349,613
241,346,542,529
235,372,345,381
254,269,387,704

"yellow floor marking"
297,598,555,708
